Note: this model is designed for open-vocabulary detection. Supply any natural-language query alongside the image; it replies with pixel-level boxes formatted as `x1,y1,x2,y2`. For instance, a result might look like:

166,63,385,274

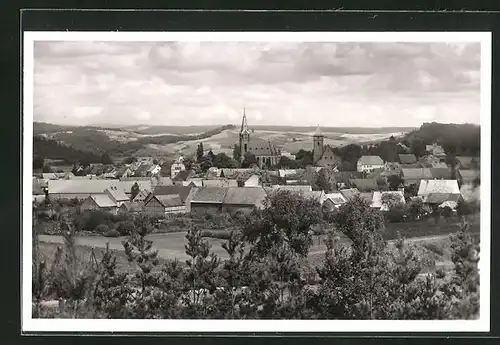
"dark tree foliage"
314,168,332,192
241,190,323,257
405,122,480,157
130,182,140,201
183,157,195,171
213,153,239,169
34,136,102,165
241,153,258,168
232,144,241,163
207,150,216,163
34,191,480,320
196,143,204,163
123,156,138,164
332,144,363,170
200,157,213,172
100,152,113,165
387,174,404,191
293,149,313,168
276,156,293,169
33,155,45,170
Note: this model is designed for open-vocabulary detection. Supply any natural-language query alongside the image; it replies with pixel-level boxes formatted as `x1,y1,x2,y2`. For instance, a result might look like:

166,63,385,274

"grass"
37,241,170,275
38,212,480,275
383,214,480,241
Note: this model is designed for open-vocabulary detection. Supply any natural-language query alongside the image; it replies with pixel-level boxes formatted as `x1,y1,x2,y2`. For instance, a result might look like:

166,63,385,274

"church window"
244,144,247,152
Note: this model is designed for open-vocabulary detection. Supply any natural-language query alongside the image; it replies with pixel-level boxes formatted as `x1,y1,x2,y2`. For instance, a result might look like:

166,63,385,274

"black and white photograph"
23,32,491,333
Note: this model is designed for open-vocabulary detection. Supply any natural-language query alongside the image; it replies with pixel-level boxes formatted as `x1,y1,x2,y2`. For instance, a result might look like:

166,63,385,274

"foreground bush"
32,195,480,320
104,229,120,238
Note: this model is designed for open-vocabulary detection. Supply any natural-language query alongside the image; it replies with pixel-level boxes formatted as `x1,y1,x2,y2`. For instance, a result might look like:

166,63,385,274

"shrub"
104,229,120,238
200,230,232,240
116,221,135,236
435,268,446,279
95,224,109,234
441,206,454,220
73,211,130,233
385,204,408,223
422,241,445,256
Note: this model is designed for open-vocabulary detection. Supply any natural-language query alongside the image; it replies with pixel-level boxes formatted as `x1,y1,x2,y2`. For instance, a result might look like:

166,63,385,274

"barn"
80,194,118,214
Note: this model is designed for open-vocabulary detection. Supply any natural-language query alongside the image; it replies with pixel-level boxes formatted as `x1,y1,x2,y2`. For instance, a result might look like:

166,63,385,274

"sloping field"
151,129,405,156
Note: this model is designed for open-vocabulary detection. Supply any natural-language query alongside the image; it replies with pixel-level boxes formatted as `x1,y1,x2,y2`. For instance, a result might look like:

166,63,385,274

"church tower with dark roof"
313,125,324,164
239,108,251,163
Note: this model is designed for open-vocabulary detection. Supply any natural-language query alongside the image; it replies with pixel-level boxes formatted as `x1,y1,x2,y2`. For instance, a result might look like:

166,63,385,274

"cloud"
32,41,481,127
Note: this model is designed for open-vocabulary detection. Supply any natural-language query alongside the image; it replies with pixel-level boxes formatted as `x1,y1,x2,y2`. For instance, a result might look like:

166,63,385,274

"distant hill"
33,136,102,164
33,122,238,158
403,122,480,156
33,122,78,135
249,125,416,134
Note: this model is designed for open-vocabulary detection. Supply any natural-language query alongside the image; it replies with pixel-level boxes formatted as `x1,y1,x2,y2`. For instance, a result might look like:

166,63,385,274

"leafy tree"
387,174,404,191
405,183,419,198
241,190,323,257
333,196,386,259
441,206,454,220
183,156,194,171
443,221,480,319
384,203,408,223
276,156,293,169
294,149,313,168
123,156,137,164
456,199,476,217
295,149,312,161
232,144,241,163
381,193,404,211
207,150,216,163
241,152,258,168
407,198,425,220
200,157,213,172
213,152,238,169
314,168,331,192
100,152,113,165
33,155,45,170
130,182,140,201
196,143,204,163
410,137,426,159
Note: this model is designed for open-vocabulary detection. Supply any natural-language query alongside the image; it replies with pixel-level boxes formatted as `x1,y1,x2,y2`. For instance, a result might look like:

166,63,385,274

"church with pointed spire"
239,109,280,168
312,125,342,168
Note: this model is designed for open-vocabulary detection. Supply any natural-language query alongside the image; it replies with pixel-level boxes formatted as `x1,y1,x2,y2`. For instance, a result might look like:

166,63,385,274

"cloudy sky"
33,41,481,127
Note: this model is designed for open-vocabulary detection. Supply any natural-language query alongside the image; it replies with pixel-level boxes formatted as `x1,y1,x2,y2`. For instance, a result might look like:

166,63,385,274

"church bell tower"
239,108,250,162
313,125,324,164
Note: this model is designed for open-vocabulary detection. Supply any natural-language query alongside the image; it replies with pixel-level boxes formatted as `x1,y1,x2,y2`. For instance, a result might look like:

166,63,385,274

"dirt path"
38,232,453,261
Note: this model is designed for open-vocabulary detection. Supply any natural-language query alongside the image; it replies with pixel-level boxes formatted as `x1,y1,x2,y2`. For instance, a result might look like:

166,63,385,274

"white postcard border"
22,31,492,333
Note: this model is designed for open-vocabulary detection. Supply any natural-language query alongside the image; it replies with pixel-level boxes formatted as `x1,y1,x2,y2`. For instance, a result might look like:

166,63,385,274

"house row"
80,186,130,215
47,179,153,200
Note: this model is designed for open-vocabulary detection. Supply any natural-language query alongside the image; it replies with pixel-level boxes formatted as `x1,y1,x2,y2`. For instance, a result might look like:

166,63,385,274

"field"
34,121,411,158
150,129,408,156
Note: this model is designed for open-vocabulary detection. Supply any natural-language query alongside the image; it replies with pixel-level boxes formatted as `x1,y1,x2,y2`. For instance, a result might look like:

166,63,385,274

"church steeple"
240,108,250,135
239,108,250,163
